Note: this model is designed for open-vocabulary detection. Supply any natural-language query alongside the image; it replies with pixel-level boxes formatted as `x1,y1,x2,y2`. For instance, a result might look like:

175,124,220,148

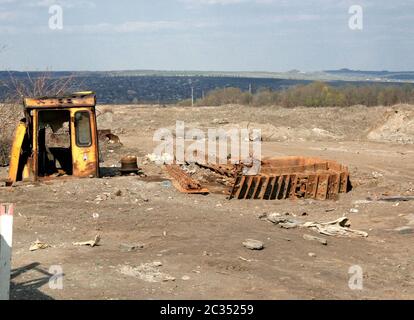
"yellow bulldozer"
7,91,100,185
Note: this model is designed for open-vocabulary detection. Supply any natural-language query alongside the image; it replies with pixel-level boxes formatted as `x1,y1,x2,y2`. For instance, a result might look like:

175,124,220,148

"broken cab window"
75,111,92,147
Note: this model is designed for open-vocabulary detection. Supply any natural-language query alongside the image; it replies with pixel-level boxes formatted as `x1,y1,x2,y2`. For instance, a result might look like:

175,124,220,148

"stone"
120,243,145,252
266,214,301,229
243,239,264,250
395,226,413,235
161,180,172,188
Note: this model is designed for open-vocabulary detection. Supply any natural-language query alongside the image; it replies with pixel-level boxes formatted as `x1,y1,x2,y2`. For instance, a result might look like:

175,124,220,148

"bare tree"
0,70,77,166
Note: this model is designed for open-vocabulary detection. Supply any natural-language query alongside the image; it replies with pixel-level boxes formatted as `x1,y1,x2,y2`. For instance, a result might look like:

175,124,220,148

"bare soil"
1,104,413,300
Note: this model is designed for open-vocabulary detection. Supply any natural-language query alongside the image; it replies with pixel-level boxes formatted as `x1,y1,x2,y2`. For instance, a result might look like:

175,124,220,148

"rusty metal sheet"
24,92,96,109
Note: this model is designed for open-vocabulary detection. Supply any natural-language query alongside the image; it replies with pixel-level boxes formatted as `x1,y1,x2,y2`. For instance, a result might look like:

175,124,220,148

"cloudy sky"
0,0,413,71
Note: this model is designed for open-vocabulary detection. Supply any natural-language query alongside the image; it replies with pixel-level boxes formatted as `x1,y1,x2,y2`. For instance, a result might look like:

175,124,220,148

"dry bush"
0,72,76,166
196,87,252,106
0,103,23,166
4,72,75,102
194,83,414,108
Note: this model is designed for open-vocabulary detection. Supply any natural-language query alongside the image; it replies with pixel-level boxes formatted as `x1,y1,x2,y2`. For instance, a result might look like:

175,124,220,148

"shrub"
193,82,414,108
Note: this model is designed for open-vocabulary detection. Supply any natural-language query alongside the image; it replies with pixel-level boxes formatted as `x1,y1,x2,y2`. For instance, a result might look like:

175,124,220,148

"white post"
0,203,14,300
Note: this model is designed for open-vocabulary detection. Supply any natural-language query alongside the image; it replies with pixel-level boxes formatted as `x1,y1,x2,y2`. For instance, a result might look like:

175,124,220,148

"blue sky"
0,0,413,71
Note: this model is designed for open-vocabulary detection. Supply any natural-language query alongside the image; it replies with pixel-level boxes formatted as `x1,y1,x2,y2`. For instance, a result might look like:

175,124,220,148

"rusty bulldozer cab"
8,92,100,185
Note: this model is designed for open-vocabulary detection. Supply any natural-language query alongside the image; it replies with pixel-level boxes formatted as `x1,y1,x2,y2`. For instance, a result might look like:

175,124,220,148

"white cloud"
0,11,15,20
66,20,217,34
0,19,217,35
25,0,96,8
180,0,248,5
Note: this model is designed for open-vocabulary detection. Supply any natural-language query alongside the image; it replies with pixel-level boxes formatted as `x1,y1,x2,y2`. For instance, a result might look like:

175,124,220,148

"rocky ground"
0,104,413,300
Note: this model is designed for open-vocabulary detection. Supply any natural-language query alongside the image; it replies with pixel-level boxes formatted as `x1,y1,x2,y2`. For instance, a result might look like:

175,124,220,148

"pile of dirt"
220,122,343,142
163,120,343,142
368,107,414,144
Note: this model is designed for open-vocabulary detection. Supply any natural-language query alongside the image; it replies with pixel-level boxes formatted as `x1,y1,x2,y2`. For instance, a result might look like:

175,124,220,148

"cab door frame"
70,107,99,178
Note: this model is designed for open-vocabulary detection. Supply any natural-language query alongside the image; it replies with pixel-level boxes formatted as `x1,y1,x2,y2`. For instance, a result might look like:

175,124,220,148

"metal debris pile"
163,156,350,201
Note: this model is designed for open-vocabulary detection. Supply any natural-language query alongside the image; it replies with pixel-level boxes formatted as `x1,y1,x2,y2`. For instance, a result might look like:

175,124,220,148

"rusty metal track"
229,157,349,200
164,164,209,194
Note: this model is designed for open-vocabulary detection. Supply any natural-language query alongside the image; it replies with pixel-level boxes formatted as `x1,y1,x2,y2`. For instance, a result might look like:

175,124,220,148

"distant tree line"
180,82,414,107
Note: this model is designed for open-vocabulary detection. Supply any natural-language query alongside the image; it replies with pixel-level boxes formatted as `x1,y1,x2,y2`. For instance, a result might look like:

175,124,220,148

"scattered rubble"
146,153,173,165
119,243,145,252
118,261,175,283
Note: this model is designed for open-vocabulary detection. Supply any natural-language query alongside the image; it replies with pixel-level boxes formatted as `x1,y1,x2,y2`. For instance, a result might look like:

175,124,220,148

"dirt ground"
1,104,414,300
